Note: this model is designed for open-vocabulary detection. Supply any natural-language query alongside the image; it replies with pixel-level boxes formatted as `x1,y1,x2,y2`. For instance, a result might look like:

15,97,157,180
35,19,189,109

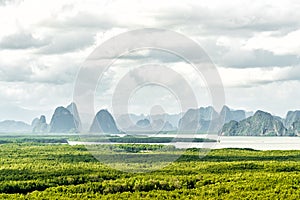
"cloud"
193,33,300,68
0,55,80,84
0,64,32,82
244,30,300,55
0,0,22,6
38,31,96,54
0,81,74,122
224,80,300,117
219,65,300,87
218,49,300,68
40,11,116,30
0,32,48,49
154,0,300,35
0,0,300,120
0,103,45,123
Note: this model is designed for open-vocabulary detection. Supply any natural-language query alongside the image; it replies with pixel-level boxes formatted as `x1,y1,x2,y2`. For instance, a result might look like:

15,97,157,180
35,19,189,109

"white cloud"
0,81,74,122
0,52,82,84
0,0,300,121
219,65,300,87
0,31,48,49
244,30,300,55
224,80,300,117
37,31,96,54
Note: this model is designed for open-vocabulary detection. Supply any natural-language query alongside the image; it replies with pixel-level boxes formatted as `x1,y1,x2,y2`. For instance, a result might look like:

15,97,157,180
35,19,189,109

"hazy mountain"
66,102,82,131
220,110,288,136
32,115,50,133
178,106,218,132
2,102,300,136
149,113,183,128
151,119,176,131
126,118,176,132
284,111,300,136
31,117,39,127
116,113,182,130
89,110,119,134
115,114,146,130
178,108,201,131
219,105,246,123
178,106,246,133
285,111,300,128
0,104,50,125
199,106,219,121
289,121,300,136
136,119,151,128
127,119,151,131
50,107,78,133
0,120,31,133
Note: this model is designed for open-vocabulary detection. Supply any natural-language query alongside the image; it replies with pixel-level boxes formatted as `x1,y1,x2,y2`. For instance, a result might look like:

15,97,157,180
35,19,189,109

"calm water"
68,136,300,150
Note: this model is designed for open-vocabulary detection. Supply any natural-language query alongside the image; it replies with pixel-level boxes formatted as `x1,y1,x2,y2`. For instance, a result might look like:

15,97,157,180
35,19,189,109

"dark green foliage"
0,140,10,144
15,138,68,143
0,144,299,199
0,135,68,144
87,136,216,143
103,144,175,153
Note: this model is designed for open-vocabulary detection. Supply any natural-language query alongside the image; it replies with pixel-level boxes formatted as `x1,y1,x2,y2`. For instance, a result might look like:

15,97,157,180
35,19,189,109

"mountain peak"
66,102,81,131
89,109,119,134
32,115,49,133
50,106,78,133
253,110,273,119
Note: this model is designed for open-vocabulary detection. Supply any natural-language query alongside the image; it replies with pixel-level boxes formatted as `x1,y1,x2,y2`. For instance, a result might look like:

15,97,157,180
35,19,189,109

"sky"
0,0,300,123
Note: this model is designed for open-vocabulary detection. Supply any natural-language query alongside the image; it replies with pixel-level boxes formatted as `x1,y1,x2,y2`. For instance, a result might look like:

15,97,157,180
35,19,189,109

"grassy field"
0,142,299,199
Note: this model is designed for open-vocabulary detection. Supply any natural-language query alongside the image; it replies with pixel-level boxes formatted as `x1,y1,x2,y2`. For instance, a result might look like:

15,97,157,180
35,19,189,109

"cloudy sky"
0,0,300,123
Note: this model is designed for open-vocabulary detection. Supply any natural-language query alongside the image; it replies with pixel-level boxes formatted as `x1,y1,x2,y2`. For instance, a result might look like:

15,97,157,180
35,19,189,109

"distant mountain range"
0,103,299,136
220,110,300,136
125,118,176,132
115,113,182,132
178,105,246,133
0,120,32,133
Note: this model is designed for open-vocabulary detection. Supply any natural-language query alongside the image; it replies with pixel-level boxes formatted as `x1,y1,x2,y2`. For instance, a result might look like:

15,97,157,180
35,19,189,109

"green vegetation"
95,143,176,153
0,135,69,144
0,142,299,199
0,134,216,144
81,135,216,143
